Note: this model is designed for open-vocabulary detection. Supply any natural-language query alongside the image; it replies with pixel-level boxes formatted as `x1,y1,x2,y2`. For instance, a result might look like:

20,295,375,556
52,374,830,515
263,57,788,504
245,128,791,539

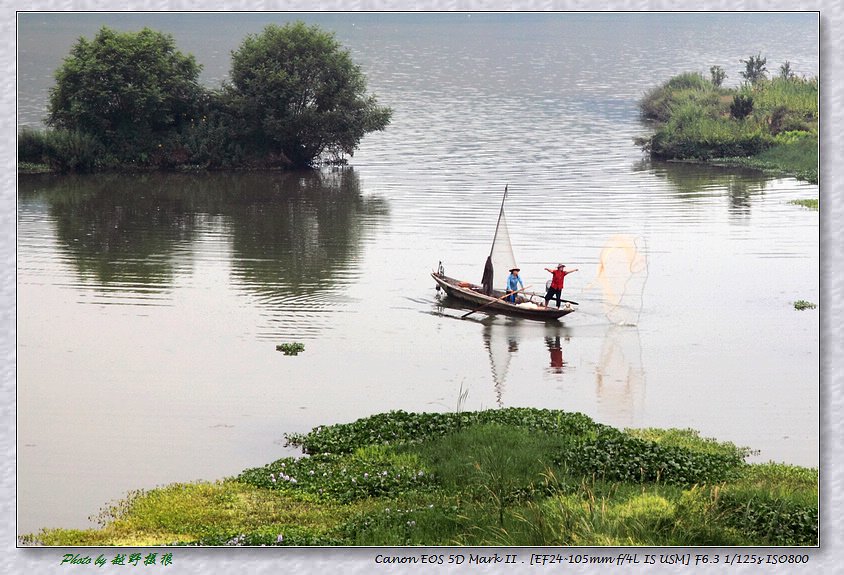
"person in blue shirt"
506,268,524,302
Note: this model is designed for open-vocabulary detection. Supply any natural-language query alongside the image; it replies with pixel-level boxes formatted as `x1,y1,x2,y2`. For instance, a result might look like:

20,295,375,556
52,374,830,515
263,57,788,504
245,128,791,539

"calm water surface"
16,13,819,534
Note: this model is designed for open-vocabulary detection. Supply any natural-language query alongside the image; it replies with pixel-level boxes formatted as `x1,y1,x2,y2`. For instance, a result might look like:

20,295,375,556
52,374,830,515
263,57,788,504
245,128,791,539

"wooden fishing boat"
433,185,577,321
432,271,575,320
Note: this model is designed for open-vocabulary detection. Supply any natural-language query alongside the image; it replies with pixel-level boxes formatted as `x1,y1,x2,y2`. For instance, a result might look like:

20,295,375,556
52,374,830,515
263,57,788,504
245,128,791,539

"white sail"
484,186,518,292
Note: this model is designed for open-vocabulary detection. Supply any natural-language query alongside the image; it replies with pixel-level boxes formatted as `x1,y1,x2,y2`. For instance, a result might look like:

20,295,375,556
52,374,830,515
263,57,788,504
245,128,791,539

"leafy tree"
709,65,727,88
779,60,796,80
223,21,392,168
740,52,767,85
46,26,205,161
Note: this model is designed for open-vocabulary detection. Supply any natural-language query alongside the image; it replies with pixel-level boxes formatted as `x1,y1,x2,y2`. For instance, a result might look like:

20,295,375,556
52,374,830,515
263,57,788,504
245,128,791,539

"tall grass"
744,77,819,121
639,72,727,123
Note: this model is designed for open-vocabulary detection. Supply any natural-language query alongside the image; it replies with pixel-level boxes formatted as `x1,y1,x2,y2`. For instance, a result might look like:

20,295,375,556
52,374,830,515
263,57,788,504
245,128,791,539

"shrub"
18,127,48,163
649,110,771,160
42,129,103,173
730,93,754,120
173,112,239,169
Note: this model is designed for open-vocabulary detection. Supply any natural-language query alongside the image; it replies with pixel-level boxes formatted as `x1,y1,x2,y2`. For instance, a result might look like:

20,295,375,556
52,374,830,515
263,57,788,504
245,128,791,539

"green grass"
19,408,818,547
20,480,371,547
716,136,819,184
794,300,817,311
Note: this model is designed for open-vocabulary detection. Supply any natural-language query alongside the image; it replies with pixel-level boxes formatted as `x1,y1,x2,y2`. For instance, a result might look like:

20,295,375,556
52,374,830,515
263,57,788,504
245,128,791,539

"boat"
432,185,577,321
432,272,575,320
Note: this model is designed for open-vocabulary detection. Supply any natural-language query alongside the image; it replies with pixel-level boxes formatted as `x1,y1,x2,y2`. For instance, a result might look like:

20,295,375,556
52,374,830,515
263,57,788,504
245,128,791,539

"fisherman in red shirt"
544,263,578,309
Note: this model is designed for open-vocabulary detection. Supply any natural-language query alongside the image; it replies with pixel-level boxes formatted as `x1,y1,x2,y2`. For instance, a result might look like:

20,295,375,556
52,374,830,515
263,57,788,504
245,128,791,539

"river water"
16,12,819,535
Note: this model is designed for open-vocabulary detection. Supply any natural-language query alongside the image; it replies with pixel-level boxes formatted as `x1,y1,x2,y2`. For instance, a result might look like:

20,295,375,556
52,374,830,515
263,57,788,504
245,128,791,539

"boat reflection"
594,325,646,425
477,320,645,424
432,294,646,422
483,323,519,408
544,335,568,375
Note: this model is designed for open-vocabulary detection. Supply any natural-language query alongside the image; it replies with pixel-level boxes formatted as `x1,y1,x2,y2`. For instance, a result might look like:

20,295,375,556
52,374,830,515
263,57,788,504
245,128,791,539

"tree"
46,26,204,160
740,53,767,85
779,60,796,80
224,21,392,168
709,65,727,88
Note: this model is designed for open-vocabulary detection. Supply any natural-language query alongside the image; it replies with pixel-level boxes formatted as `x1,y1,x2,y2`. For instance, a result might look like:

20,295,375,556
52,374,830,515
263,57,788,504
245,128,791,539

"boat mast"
489,185,508,258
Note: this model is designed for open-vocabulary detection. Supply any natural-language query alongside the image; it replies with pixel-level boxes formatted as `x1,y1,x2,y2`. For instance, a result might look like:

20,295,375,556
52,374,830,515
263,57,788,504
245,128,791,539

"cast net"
586,234,649,326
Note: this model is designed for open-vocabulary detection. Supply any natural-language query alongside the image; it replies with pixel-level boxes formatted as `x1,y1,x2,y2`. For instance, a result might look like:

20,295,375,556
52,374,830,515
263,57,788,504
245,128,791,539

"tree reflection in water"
18,169,389,336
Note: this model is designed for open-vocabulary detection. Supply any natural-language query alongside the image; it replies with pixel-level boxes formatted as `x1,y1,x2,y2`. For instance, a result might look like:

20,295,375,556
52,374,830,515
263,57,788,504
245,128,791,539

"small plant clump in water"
794,300,817,311
789,199,818,210
276,342,305,355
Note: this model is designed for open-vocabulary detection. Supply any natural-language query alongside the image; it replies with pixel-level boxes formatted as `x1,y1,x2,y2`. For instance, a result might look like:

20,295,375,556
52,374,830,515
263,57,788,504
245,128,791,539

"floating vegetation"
789,199,818,210
276,342,306,355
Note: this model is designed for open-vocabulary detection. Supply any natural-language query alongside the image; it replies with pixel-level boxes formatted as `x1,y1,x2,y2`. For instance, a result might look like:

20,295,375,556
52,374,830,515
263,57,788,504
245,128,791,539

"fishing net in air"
586,234,649,326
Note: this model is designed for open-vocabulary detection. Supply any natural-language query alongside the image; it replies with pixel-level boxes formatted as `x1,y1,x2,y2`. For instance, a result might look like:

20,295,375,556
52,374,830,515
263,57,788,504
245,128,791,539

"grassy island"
635,57,818,184
20,408,818,547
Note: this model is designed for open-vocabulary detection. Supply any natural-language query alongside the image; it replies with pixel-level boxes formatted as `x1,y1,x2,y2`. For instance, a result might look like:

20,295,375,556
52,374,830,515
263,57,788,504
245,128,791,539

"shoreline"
19,407,819,548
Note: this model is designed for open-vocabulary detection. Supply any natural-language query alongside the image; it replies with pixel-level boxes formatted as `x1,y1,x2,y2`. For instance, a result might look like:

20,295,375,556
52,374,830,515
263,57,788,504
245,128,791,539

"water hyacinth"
227,534,246,546
236,452,438,503
283,408,601,455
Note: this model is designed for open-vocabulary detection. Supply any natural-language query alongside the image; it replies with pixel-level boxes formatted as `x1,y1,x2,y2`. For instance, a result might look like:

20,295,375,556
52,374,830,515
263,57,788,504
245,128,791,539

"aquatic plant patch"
553,428,747,486
276,342,305,355
284,408,604,455
789,199,818,210
237,454,438,503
